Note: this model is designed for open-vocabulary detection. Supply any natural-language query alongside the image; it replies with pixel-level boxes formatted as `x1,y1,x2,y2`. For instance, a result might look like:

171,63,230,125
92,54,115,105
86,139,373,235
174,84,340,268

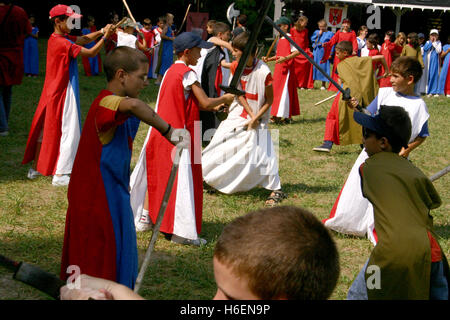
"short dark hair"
237,14,247,26
335,41,353,54
214,206,340,300
358,25,368,35
104,46,149,81
50,15,68,26
367,33,379,46
377,106,412,153
212,21,230,36
231,31,258,56
407,32,419,48
390,56,422,84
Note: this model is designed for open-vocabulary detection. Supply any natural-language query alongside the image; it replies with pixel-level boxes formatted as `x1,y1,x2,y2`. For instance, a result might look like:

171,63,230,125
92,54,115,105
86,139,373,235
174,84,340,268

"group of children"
12,4,449,300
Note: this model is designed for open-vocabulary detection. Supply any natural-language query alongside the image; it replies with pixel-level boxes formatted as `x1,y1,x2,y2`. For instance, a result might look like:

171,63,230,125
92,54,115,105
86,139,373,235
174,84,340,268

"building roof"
308,0,450,12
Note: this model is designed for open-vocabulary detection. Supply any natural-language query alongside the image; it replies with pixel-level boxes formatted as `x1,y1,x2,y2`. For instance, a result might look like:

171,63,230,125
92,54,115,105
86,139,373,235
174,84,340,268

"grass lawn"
0,39,448,300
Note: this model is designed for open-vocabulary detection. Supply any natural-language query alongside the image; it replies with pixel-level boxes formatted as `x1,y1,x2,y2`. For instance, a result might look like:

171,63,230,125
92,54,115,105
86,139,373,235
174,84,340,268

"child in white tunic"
323,57,430,244
202,32,286,206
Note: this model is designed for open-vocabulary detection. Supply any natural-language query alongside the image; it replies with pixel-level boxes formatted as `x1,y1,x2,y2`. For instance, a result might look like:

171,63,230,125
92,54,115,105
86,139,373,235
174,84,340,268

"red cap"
49,4,82,19
342,18,351,24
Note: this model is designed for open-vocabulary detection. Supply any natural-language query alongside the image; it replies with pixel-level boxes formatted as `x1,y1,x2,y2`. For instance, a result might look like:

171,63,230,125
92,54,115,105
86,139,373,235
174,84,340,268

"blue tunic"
81,27,101,76
423,40,441,94
311,30,334,82
23,26,39,75
157,26,174,76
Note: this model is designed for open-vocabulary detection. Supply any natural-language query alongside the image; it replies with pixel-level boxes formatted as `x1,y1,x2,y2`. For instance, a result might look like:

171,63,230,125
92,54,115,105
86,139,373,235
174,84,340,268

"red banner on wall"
186,12,209,40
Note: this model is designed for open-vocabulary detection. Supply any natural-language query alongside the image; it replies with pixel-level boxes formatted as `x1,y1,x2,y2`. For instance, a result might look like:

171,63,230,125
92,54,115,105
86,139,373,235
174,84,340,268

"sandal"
265,190,287,207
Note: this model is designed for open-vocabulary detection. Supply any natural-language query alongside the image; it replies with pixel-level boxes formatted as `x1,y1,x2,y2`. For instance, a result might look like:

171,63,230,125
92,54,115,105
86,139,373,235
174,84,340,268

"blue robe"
23,26,39,75
157,26,174,76
423,40,442,94
311,30,334,82
437,44,450,95
81,27,101,76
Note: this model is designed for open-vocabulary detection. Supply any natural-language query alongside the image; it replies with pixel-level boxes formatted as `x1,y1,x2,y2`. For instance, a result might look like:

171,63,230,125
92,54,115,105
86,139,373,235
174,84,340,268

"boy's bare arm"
117,98,187,146
399,136,426,158
238,95,256,119
79,25,114,58
208,36,233,52
191,82,235,111
247,85,273,130
76,24,112,46
371,55,389,77
221,60,232,69
275,50,300,64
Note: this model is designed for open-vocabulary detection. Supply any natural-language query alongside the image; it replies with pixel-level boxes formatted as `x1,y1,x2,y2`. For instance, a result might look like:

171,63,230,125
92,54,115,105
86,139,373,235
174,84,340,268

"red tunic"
290,27,314,89
321,30,358,91
271,37,300,118
0,4,31,86
379,40,396,87
146,62,203,237
368,48,382,83
22,33,82,175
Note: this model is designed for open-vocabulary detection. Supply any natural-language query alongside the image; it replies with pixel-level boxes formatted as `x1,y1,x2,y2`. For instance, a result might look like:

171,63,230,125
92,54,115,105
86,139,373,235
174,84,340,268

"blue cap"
418,33,425,38
174,32,213,54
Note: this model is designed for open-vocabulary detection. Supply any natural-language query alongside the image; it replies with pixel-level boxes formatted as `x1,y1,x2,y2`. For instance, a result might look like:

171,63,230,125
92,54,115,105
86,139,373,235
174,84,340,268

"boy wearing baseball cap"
347,106,449,300
23,4,114,186
130,32,234,246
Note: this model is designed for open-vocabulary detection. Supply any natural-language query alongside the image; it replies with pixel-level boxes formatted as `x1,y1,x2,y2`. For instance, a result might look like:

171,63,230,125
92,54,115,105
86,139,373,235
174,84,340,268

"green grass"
0,39,448,300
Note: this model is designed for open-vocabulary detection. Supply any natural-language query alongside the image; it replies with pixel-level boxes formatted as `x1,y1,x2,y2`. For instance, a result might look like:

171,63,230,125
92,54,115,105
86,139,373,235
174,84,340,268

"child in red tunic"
321,18,358,91
60,46,187,289
22,5,114,186
290,15,314,89
263,17,300,124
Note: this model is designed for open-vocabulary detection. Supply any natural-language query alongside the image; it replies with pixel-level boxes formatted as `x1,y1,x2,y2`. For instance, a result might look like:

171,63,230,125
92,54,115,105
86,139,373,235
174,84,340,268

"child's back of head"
335,40,353,55
212,22,230,37
214,206,340,300
407,32,419,48
354,105,412,154
104,46,148,82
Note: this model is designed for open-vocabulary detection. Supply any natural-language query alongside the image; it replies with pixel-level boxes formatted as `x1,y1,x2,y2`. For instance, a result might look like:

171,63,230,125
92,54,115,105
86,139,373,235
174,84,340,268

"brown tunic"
360,152,444,299
337,56,379,145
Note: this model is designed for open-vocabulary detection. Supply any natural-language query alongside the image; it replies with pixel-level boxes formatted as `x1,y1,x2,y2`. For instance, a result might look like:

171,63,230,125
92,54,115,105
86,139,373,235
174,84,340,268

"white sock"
140,209,150,223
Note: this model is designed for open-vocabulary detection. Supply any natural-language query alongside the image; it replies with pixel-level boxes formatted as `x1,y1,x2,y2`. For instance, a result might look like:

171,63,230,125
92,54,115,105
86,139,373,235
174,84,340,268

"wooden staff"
113,17,128,30
176,3,192,36
430,165,450,182
122,0,137,23
314,93,337,106
264,35,279,59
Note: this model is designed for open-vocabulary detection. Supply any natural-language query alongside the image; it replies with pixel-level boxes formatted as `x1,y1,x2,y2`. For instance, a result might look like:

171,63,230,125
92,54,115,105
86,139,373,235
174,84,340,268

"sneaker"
52,174,70,186
313,141,332,153
0,130,8,136
320,86,326,90
434,94,440,97
27,168,42,180
170,234,207,247
135,211,153,232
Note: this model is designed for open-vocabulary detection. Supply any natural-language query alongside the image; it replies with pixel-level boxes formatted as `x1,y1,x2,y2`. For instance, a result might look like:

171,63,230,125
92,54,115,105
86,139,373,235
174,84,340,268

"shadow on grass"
211,183,338,204
295,117,327,124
